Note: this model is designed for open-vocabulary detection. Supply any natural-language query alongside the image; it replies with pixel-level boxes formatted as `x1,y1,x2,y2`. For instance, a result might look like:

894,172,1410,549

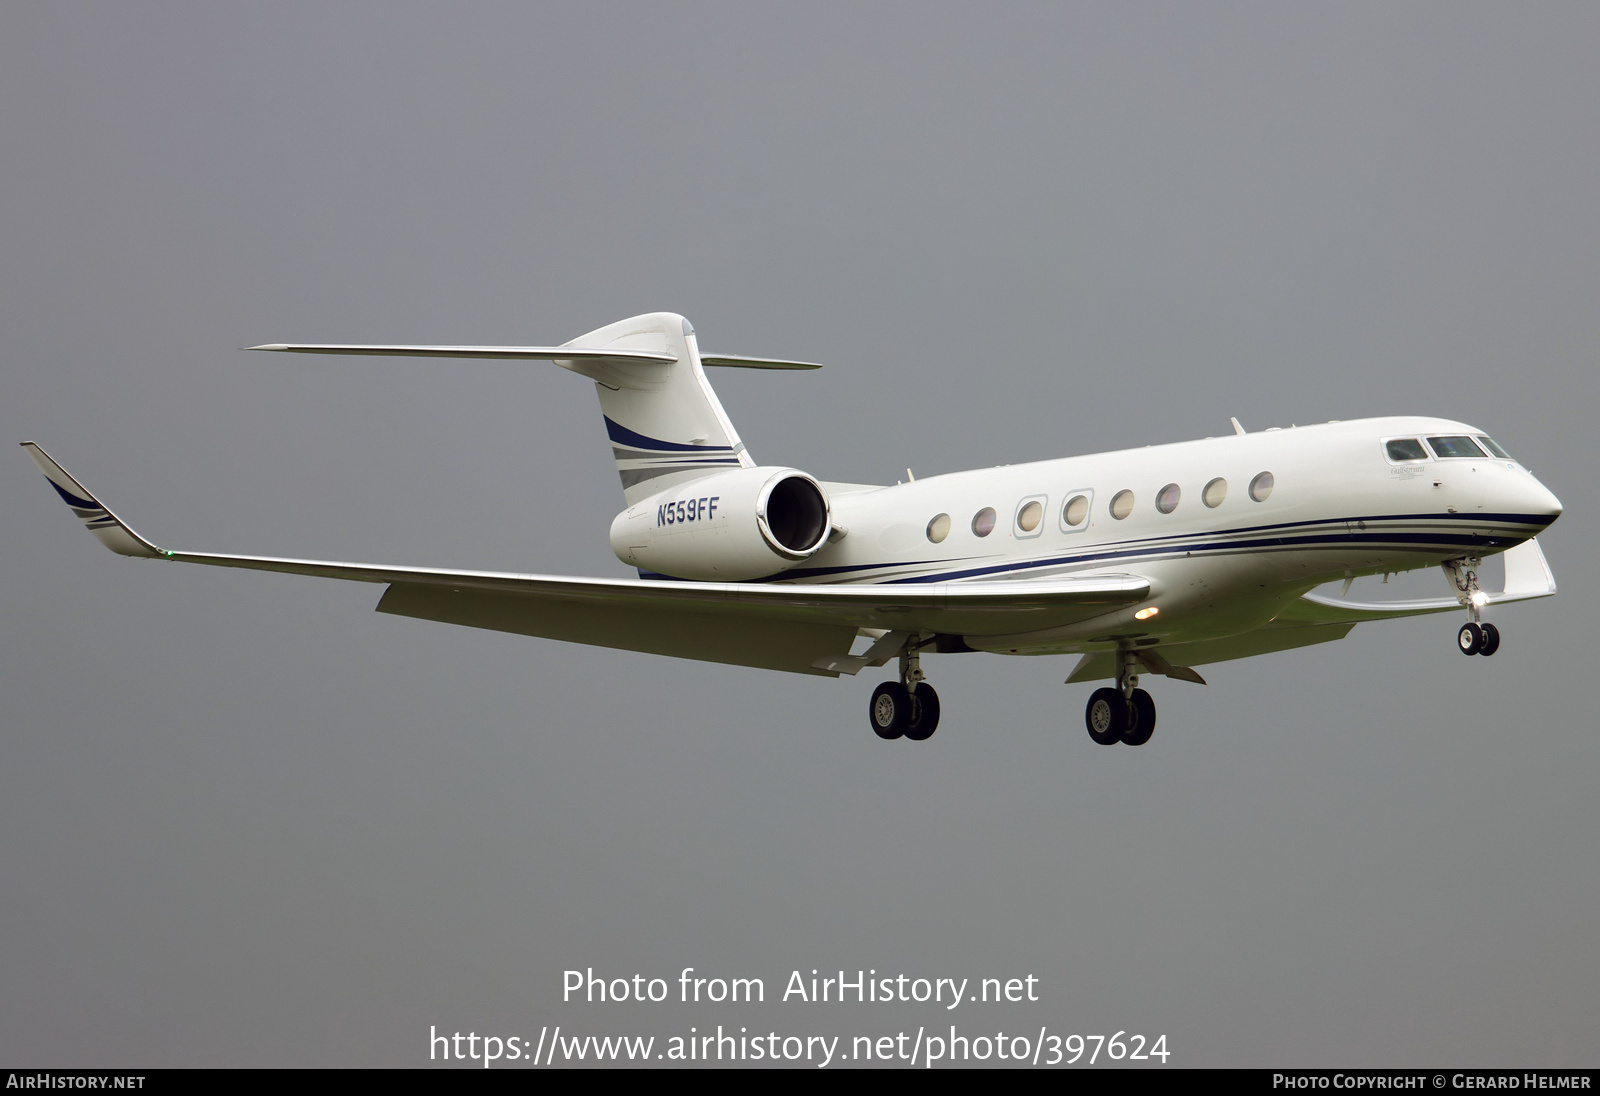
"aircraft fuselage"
802,416,1560,653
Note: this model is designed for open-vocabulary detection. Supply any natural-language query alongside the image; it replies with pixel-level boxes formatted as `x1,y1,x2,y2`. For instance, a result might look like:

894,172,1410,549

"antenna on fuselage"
1230,417,1246,436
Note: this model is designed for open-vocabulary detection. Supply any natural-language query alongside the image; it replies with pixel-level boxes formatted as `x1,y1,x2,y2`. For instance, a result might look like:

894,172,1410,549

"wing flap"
377,583,857,676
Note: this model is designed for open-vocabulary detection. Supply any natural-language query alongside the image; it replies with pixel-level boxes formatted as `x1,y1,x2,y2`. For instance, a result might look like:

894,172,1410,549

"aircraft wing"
1277,539,1558,625
23,443,1149,676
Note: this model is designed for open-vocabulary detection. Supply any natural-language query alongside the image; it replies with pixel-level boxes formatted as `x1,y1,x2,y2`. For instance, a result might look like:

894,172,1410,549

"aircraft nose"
1524,477,1562,524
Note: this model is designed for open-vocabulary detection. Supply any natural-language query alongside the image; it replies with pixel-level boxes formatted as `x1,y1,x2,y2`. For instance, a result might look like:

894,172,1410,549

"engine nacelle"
609,467,832,581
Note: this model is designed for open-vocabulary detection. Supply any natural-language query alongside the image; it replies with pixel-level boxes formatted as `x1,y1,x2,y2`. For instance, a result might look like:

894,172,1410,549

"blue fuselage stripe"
759,510,1554,586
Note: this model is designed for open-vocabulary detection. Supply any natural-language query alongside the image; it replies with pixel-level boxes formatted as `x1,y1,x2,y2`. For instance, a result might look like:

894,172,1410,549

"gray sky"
3,1,1597,1068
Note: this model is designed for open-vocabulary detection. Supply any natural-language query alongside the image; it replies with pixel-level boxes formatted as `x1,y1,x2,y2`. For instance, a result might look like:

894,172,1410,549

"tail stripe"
603,417,736,454
616,456,743,467
618,465,740,490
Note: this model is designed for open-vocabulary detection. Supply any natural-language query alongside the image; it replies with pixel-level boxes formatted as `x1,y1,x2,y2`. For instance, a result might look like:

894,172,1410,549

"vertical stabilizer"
568,313,756,504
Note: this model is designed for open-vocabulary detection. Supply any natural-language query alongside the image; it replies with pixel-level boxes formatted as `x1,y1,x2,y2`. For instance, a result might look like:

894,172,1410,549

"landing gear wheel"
1086,688,1127,745
1458,622,1484,656
870,682,910,739
1478,622,1500,657
903,684,941,741
1122,688,1156,745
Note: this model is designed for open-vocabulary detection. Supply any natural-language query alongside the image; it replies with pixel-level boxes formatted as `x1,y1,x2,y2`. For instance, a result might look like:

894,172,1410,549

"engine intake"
760,474,830,558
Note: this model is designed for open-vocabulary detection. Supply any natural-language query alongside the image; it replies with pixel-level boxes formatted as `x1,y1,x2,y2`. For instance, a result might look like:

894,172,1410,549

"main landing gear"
869,640,940,742
1085,649,1155,746
1444,556,1502,658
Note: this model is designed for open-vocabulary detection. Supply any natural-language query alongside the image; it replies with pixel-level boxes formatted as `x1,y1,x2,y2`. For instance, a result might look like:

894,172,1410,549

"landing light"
1135,607,1160,620
1470,591,1489,607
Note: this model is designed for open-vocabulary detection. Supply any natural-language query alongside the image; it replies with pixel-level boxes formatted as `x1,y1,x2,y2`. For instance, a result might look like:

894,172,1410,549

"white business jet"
25,312,1562,746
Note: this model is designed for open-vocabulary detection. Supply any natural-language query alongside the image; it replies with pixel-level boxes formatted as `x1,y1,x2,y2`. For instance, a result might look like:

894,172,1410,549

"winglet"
1499,537,1556,600
21,442,165,559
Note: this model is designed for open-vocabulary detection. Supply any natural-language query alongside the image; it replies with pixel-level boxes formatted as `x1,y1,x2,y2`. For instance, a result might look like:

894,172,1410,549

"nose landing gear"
1445,557,1502,657
1457,621,1501,657
1085,649,1156,745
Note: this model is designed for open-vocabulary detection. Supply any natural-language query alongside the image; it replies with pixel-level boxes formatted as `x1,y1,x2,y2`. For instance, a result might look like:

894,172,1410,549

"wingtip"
243,344,287,351
24,444,165,559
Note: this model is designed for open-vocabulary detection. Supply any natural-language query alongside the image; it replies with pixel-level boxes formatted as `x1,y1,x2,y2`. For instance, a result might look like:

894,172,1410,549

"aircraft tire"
870,682,910,740
1458,622,1483,656
1122,688,1156,746
1478,622,1500,657
903,684,941,741
1085,688,1126,745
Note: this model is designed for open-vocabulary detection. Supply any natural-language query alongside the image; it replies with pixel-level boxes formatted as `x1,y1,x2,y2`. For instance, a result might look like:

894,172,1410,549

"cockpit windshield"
1385,438,1428,462
1477,436,1513,459
1426,435,1487,459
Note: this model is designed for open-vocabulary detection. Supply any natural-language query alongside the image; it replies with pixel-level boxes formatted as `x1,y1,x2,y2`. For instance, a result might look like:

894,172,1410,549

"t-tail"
570,313,751,504
244,311,820,506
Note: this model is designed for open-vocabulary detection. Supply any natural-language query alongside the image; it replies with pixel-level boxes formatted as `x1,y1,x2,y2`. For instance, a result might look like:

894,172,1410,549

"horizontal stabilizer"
246,345,822,378
699,355,821,370
246,343,676,364
246,342,680,390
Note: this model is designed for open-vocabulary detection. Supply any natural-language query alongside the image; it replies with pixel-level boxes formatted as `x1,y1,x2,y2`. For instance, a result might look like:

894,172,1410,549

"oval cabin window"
1062,494,1089,528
